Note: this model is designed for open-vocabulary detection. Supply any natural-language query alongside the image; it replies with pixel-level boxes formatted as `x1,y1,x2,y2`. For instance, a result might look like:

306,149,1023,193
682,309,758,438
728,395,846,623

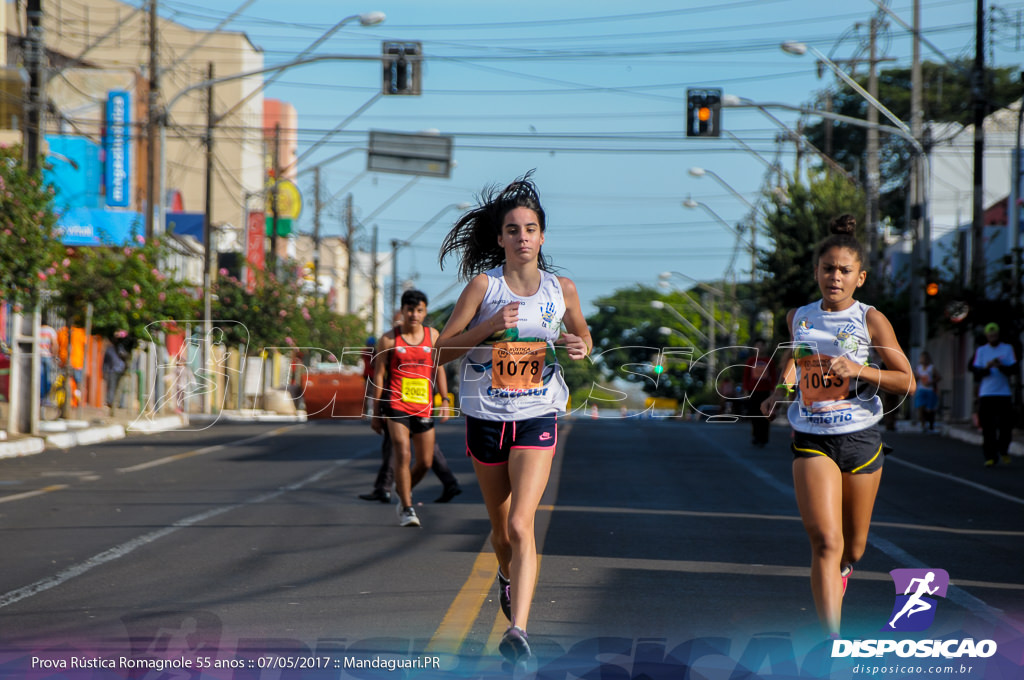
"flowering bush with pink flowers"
211,266,364,359
48,236,198,350
0,146,60,308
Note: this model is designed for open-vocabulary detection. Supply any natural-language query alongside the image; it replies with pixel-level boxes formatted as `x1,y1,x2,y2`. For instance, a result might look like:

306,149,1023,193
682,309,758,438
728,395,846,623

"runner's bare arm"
431,328,452,422
370,332,395,432
436,274,518,365
556,276,592,360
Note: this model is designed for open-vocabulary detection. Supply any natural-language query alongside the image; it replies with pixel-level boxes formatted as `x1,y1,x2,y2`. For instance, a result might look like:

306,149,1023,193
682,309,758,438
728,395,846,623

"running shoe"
398,505,421,527
984,459,996,468
841,564,853,595
499,625,531,664
1001,454,1012,465
497,569,512,621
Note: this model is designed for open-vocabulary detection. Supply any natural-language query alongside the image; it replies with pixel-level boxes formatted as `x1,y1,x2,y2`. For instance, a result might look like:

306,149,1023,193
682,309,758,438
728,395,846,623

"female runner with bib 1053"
761,215,915,638
435,174,592,666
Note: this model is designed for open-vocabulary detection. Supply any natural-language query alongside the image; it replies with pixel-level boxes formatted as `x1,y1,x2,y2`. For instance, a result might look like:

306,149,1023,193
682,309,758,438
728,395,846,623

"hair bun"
830,214,857,235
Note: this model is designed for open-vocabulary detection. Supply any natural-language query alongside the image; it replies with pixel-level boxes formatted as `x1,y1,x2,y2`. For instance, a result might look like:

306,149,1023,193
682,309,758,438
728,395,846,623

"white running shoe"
398,505,421,527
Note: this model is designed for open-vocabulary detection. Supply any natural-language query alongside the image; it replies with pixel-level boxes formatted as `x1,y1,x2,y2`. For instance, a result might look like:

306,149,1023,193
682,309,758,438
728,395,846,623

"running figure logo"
883,568,949,632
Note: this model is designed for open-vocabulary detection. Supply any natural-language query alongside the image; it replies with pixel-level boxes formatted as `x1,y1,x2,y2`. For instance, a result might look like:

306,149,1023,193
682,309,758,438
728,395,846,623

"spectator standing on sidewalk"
102,341,128,411
971,323,1017,467
913,351,941,433
742,338,777,447
38,323,58,401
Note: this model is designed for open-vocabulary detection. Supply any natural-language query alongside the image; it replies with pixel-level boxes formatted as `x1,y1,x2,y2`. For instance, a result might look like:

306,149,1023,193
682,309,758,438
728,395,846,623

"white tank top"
458,266,570,420
787,299,884,435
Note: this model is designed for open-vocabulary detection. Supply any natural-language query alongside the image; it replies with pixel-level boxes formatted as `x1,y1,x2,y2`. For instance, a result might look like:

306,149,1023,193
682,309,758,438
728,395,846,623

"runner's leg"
410,427,436,488
793,455,845,634
473,459,513,576
840,469,882,569
388,419,415,507
505,446,554,630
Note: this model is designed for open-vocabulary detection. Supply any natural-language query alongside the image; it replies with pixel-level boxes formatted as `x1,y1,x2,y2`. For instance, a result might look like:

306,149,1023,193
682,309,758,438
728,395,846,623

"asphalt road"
0,417,1021,679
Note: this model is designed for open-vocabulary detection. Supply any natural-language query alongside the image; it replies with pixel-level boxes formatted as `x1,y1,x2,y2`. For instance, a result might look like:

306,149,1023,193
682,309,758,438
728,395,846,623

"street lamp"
781,41,909,134
689,167,763,282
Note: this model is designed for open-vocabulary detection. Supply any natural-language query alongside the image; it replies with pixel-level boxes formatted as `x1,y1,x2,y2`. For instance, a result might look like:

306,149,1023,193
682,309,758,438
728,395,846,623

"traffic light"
686,88,722,137
382,41,422,95
925,268,939,297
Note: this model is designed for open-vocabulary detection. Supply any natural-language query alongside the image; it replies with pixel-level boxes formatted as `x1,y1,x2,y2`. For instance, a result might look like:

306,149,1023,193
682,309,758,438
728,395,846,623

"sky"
157,0,1024,315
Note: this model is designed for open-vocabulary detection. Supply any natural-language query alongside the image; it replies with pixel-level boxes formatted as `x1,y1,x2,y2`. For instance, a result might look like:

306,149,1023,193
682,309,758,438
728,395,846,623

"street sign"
266,178,303,219
367,130,453,178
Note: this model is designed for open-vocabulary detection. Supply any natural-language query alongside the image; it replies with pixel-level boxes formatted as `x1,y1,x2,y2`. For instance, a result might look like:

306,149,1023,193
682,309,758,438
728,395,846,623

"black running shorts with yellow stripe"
791,427,889,474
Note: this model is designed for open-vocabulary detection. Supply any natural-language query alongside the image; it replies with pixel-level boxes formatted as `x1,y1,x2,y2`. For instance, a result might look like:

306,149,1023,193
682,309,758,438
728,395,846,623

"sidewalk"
0,405,307,459
892,419,1024,457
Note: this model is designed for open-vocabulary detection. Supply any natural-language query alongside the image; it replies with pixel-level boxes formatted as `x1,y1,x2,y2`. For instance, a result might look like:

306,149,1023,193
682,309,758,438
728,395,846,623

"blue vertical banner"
104,90,131,207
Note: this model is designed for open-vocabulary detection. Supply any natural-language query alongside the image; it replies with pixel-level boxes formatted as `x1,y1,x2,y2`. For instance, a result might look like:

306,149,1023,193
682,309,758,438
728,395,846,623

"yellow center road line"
425,552,499,655
0,485,68,504
117,425,305,473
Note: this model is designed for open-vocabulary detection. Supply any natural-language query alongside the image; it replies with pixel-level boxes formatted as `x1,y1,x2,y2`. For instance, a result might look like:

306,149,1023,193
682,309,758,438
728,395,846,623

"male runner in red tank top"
370,289,451,527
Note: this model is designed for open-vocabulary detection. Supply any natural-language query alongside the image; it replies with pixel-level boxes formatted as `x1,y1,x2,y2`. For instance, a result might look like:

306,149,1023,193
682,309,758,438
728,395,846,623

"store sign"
246,211,266,291
105,91,131,207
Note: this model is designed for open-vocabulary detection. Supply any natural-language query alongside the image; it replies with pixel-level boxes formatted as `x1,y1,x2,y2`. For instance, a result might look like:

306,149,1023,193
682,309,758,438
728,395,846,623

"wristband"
775,383,795,395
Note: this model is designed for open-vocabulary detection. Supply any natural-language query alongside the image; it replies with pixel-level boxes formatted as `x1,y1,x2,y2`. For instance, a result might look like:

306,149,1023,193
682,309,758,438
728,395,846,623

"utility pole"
269,122,281,273
24,0,44,172
971,0,987,293
909,0,928,361
370,224,379,337
145,0,159,239
202,61,215,415
344,193,355,314
390,239,408,319
312,166,322,297
866,17,881,273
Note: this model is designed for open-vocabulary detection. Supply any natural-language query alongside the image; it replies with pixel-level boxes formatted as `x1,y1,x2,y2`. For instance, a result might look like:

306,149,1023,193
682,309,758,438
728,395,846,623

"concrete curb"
187,410,308,424
0,436,47,459
126,414,190,434
0,414,187,457
45,424,126,450
941,424,1024,456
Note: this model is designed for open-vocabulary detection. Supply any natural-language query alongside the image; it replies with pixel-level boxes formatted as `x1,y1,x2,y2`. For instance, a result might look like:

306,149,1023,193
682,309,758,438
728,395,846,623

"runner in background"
369,290,451,528
742,337,777,447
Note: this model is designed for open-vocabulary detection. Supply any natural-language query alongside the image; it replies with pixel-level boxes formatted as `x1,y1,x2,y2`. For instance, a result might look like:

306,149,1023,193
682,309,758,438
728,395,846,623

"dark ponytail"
815,214,866,267
439,171,552,281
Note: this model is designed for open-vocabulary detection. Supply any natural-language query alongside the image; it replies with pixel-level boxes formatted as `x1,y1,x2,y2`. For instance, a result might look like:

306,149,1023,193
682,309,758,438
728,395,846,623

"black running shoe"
499,625,530,664
497,569,511,621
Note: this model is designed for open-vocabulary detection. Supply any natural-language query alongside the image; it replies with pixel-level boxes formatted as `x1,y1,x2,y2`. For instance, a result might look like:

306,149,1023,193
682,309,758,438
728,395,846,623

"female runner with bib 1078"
435,173,592,665
761,215,915,638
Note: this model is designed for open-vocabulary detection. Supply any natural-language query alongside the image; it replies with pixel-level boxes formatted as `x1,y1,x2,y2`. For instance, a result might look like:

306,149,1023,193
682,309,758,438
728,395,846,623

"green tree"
587,284,738,402
0,146,60,308
49,236,198,349
803,60,1021,231
211,266,365,358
